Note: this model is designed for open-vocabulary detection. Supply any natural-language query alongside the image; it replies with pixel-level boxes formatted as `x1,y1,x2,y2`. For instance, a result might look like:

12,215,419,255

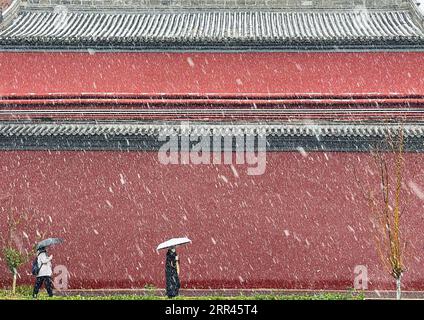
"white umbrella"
157,237,191,251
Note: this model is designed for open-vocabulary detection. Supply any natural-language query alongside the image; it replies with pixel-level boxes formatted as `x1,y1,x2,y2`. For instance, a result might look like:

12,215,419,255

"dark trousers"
33,276,53,297
166,273,180,298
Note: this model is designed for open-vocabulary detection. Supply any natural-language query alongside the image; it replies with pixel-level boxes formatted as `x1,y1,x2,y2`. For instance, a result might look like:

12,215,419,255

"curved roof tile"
0,0,423,49
0,121,422,138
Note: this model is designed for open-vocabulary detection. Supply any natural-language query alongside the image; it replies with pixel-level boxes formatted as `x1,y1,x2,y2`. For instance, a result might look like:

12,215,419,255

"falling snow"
0,0,422,298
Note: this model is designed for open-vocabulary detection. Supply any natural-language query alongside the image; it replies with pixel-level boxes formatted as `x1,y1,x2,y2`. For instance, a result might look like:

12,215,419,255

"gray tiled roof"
0,121,422,137
0,0,423,49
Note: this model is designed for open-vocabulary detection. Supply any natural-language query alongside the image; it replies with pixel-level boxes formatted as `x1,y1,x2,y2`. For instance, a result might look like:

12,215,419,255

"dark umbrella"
36,238,64,250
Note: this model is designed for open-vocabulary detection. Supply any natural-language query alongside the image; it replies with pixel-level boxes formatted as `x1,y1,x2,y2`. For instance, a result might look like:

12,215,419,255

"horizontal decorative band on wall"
0,121,422,151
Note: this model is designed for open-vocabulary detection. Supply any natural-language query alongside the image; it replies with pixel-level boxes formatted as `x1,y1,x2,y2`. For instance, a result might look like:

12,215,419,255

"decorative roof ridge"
19,0,415,14
20,6,415,15
2,0,423,50
2,0,419,24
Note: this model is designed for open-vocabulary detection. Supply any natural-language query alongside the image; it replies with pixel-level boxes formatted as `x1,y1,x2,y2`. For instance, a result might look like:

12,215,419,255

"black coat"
165,250,180,297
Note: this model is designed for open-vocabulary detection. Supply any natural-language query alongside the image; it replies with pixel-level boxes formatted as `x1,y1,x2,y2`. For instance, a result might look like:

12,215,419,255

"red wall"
1,151,424,290
1,52,424,96
1,51,424,290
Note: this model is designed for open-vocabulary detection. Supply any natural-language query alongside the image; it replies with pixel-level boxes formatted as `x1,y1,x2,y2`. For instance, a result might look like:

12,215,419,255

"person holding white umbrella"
157,237,191,298
165,247,180,298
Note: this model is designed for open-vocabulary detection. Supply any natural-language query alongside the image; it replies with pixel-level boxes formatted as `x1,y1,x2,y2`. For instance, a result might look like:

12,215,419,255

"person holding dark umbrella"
32,238,63,299
165,246,180,298
32,246,54,298
157,237,191,298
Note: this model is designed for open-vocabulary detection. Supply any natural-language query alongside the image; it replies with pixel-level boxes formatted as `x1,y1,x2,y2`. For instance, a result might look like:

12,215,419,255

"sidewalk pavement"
54,288,424,300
